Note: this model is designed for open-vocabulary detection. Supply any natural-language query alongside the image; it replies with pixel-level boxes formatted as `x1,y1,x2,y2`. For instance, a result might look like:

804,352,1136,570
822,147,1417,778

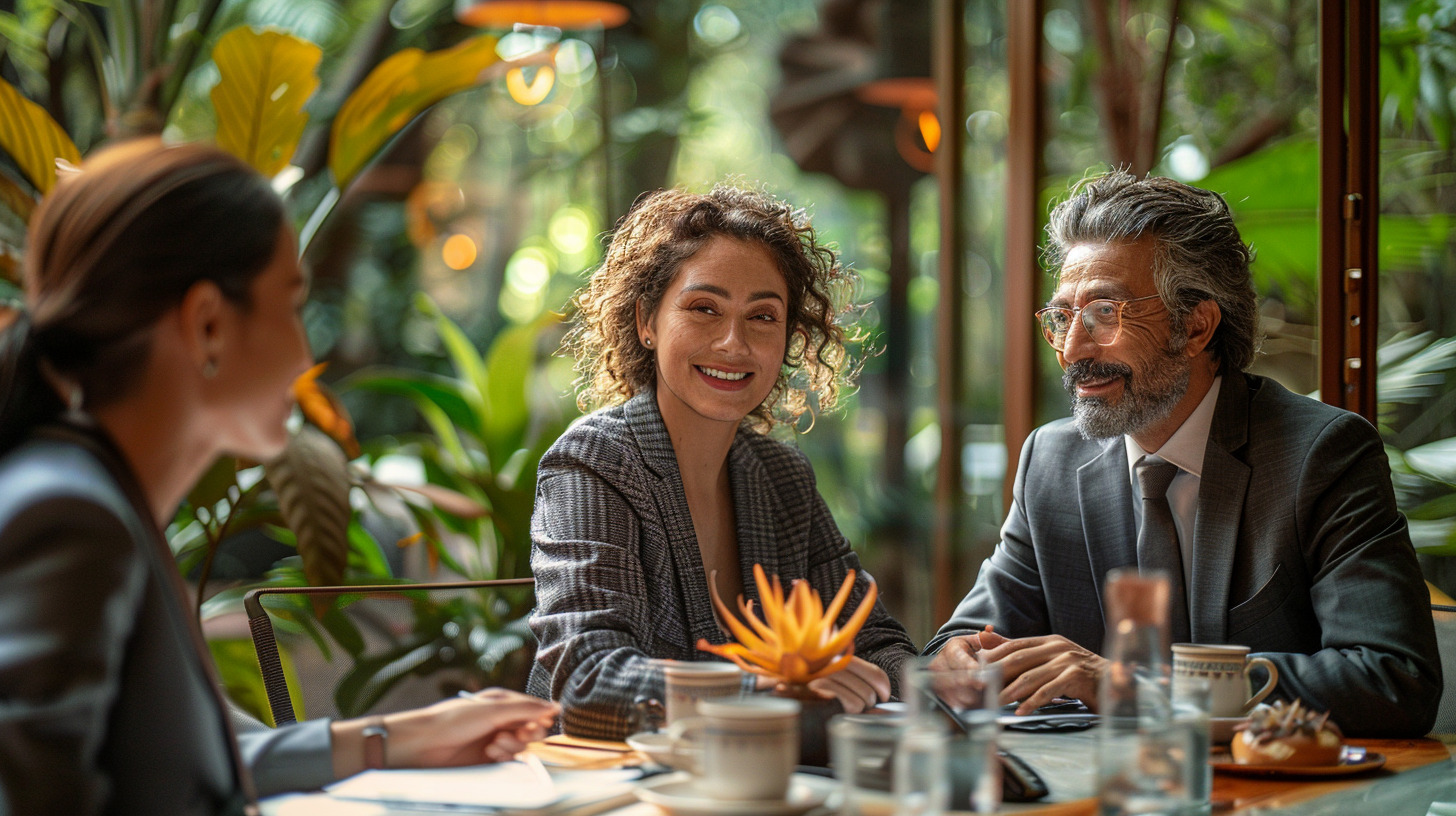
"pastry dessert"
1231,699,1343,766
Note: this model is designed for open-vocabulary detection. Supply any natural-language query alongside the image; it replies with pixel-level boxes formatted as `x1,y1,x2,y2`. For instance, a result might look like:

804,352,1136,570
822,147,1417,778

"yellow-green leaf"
0,76,79,193
330,35,499,187
210,27,321,178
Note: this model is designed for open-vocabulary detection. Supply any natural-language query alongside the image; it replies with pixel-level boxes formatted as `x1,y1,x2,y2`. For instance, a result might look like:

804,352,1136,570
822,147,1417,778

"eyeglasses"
1034,294,1165,351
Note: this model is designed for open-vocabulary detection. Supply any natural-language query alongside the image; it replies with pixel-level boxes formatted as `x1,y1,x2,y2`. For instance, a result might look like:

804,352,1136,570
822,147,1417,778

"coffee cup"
1171,643,1278,718
657,660,745,726
668,696,801,801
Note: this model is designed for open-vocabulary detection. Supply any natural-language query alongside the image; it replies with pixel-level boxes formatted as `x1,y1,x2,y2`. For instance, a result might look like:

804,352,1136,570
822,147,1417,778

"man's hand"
977,635,1105,714
803,657,892,713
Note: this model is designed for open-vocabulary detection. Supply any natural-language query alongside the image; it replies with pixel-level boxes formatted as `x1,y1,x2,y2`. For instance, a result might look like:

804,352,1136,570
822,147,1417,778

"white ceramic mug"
658,660,745,726
1171,643,1279,718
668,696,801,801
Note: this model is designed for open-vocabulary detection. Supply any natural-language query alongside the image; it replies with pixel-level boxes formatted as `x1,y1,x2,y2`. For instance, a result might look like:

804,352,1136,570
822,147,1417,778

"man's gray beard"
1066,348,1192,440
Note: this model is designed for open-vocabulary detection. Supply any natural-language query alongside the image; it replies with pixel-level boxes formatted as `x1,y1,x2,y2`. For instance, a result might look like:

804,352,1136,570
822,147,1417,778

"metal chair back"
244,578,536,726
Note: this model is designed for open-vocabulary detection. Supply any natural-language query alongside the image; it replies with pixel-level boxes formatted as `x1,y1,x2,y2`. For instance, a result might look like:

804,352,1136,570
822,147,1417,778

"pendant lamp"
455,0,629,29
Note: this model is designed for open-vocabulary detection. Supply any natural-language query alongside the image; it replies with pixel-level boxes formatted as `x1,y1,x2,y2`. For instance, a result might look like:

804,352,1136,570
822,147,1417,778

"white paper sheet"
326,762,641,812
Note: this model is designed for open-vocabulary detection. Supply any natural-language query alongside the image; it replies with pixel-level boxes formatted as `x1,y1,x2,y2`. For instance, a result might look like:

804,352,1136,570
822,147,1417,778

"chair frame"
244,578,535,726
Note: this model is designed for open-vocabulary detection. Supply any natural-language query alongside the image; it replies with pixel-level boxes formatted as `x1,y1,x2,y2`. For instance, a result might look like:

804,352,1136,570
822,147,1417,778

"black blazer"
0,423,251,814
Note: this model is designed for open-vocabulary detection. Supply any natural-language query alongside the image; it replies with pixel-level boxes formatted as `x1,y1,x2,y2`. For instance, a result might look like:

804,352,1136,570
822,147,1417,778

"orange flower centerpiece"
696,563,877,695
695,564,878,765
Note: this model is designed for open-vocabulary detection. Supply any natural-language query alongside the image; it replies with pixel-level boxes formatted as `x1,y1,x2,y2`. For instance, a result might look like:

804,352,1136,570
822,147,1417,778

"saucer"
635,772,832,816
1210,716,1246,743
1210,751,1386,778
626,732,694,770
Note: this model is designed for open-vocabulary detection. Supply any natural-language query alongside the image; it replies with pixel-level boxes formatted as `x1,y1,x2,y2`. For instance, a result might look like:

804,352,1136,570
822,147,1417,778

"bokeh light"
442,234,477,270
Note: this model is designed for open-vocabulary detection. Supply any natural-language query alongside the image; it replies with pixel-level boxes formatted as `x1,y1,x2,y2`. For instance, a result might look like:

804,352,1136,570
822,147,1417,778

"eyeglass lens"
1038,301,1123,349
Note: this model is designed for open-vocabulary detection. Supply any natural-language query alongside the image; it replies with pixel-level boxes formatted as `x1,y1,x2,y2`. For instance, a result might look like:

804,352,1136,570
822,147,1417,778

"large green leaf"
343,368,484,439
415,293,490,427
329,35,500,188
266,425,352,588
210,26,322,178
0,75,79,194
1406,437,1456,486
481,311,561,466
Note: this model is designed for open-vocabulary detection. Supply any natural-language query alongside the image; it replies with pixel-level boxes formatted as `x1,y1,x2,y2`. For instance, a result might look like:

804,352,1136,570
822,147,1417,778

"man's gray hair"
1045,170,1262,373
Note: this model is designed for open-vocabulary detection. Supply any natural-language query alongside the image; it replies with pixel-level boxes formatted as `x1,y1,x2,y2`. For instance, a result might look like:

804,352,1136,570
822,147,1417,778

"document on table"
325,762,643,812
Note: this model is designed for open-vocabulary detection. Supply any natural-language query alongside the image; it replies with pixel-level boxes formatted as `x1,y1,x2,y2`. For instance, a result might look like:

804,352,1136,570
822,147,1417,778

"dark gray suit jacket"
926,373,1440,737
0,424,334,814
528,390,917,739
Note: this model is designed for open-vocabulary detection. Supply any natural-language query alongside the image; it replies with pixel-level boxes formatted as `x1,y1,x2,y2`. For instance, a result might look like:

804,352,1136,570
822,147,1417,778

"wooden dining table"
260,731,1456,815
996,731,1455,815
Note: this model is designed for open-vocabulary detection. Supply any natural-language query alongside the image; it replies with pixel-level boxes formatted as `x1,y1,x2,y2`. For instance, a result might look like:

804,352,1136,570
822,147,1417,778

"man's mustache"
1062,360,1134,395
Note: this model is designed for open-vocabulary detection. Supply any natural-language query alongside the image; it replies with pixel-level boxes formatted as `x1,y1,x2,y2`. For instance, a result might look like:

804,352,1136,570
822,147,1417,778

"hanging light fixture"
454,0,629,30
856,0,937,172
456,0,628,108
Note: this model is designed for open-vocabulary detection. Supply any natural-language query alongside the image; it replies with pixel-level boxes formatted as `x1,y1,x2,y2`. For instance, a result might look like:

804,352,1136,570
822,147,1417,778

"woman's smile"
696,365,752,387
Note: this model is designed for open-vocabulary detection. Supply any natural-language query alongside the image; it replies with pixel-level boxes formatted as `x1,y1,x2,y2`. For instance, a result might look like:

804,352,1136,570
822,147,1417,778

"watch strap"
362,716,388,770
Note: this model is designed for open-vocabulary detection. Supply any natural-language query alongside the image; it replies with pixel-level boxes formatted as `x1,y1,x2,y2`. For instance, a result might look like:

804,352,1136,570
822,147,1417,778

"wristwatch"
362,716,388,770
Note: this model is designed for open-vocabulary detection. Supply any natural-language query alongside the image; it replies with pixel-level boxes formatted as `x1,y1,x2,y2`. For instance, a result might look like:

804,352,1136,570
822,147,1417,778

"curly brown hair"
563,184,860,431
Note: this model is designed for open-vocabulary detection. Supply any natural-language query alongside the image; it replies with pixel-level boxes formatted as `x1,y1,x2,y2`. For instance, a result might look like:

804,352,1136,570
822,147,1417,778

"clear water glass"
830,714,949,816
901,657,1002,813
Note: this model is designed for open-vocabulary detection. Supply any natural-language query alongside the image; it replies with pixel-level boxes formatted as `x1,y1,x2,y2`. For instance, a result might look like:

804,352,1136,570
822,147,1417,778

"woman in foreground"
528,186,916,739
0,139,556,815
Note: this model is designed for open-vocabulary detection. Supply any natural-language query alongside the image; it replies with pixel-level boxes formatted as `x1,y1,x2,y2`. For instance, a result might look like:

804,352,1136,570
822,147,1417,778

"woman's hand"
331,689,559,778
803,657,891,713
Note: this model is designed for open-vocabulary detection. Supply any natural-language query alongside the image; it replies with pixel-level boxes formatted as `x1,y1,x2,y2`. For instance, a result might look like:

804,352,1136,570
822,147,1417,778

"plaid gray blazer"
527,389,917,739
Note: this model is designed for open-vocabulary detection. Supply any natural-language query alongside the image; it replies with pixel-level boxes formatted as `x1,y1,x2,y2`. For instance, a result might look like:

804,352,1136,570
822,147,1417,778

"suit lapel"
1079,438,1138,615
1191,374,1252,643
624,391,727,647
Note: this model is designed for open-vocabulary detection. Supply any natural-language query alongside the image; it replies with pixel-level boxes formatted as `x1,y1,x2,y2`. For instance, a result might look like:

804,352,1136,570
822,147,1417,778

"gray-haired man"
926,171,1439,737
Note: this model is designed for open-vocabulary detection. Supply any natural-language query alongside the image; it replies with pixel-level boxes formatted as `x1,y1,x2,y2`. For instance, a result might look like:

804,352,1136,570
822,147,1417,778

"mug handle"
667,717,706,774
1242,657,1279,712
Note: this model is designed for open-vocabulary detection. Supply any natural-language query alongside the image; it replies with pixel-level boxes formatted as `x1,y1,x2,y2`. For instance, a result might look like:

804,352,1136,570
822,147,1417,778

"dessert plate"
1210,751,1385,778
635,772,833,816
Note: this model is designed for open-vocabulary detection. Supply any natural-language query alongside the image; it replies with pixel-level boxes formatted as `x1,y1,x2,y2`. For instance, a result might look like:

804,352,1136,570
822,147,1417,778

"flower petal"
811,580,878,659
706,571,772,653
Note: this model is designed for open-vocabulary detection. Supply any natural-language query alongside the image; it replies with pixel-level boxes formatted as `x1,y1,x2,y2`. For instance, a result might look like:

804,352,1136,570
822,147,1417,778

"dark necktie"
1137,460,1191,644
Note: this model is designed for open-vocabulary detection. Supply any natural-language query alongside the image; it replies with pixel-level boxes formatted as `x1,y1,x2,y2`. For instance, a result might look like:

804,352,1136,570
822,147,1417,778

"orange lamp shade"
455,0,629,29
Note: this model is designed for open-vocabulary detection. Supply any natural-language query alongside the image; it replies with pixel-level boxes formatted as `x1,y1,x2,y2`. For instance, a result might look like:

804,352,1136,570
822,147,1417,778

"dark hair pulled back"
0,138,285,453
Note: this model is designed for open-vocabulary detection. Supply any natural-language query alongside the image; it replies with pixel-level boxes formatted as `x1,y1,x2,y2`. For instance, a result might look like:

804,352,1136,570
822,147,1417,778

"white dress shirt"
1124,376,1222,590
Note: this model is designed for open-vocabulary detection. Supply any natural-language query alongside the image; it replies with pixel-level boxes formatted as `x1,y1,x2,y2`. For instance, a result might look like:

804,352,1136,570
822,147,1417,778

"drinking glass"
901,658,1002,813
1172,675,1212,813
830,714,949,816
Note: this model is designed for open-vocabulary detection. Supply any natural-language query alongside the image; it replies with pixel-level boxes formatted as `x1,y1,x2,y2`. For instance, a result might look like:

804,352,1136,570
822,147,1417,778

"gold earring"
643,338,653,348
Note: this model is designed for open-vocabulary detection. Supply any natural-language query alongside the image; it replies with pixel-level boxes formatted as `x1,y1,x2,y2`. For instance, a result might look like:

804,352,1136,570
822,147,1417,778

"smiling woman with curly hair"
528,185,915,739
564,185,857,429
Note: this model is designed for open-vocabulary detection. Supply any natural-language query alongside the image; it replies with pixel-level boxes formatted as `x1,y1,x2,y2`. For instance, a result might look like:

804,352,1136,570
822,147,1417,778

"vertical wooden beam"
1317,3,1346,409
1319,0,1379,421
1347,0,1378,421
933,0,966,626
1004,0,1043,512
